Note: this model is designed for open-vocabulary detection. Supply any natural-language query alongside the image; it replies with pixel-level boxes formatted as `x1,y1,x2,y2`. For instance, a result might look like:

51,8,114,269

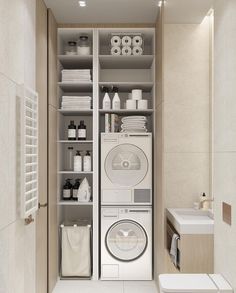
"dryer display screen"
105,144,148,187
105,220,147,261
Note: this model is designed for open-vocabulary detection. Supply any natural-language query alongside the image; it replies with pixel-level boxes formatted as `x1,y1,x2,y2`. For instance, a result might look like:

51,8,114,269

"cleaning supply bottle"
74,150,82,172
112,87,120,110
78,120,86,140
68,120,76,140
72,179,81,200
62,179,72,200
83,151,92,172
102,87,111,110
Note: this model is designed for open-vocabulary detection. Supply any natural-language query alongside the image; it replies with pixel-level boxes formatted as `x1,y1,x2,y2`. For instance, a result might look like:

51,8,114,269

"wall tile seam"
0,71,20,87
0,219,23,233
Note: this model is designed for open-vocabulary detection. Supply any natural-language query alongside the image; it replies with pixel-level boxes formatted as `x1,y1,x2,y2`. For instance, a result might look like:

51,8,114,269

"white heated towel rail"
18,85,39,220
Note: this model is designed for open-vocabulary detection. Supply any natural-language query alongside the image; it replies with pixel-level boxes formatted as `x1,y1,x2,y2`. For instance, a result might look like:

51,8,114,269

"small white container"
77,46,91,55
126,99,136,110
112,87,120,110
137,99,148,110
132,89,142,100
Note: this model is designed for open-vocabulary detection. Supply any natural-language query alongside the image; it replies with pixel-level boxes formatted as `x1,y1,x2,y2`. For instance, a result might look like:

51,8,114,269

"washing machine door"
105,143,148,187
105,220,148,262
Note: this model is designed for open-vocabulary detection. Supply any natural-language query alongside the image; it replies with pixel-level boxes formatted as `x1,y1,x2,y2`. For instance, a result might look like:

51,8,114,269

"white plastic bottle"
74,151,82,172
112,87,120,110
102,87,111,110
83,151,92,172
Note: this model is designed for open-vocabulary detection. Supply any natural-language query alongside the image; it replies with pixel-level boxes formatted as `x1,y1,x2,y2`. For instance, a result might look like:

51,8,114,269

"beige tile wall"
213,0,236,290
0,0,36,293
163,19,211,209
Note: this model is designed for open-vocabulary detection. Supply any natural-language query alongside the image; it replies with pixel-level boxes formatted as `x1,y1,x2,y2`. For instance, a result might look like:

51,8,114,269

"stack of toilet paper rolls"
125,89,148,110
110,35,143,56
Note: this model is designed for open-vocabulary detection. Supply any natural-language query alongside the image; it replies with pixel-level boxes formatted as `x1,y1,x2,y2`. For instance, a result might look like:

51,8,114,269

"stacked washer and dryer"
100,133,152,280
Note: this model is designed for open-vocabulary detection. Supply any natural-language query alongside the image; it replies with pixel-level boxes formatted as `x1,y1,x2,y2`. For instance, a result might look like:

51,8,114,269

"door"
36,0,48,292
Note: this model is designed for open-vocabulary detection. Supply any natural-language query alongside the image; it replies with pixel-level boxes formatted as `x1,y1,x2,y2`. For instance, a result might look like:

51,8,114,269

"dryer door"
105,143,148,187
105,220,148,262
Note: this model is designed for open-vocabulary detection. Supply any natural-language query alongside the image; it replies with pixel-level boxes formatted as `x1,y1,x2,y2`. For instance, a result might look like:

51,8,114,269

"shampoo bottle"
74,150,82,172
68,120,76,140
62,179,72,200
83,151,92,172
78,120,86,140
72,179,81,200
102,87,111,110
112,87,120,110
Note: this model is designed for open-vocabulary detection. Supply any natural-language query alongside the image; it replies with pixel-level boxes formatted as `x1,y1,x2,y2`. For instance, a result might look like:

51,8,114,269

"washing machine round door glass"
106,220,148,261
105,144,148,187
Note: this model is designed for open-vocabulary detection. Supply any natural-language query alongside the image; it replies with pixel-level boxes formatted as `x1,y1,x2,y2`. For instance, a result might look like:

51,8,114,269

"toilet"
159,274,233,293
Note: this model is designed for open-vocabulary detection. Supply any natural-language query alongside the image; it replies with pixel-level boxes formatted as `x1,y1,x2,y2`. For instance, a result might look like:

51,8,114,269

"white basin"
167,208,214,234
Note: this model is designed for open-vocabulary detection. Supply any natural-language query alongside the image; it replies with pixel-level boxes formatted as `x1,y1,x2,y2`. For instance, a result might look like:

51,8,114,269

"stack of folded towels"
61,69,91,83
121,116,147,133
61,96,92,110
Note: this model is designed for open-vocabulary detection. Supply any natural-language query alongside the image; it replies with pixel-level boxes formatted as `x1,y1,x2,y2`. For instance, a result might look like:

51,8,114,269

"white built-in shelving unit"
57,27,155,281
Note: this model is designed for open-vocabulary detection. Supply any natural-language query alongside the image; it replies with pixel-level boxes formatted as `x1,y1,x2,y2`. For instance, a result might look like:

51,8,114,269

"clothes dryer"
101,133,152,205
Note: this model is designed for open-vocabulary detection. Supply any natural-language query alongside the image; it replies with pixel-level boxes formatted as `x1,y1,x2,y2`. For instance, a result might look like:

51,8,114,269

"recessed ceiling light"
78,1,86,7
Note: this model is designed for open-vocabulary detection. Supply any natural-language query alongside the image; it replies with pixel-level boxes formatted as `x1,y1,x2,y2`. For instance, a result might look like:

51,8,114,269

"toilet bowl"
159,274,233,293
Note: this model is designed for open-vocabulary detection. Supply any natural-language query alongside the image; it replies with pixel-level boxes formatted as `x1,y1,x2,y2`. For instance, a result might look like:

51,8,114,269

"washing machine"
101,133,152,205
100,206,152,280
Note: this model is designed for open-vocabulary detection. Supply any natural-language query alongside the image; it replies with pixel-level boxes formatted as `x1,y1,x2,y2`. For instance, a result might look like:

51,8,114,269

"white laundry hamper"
60,223,92,278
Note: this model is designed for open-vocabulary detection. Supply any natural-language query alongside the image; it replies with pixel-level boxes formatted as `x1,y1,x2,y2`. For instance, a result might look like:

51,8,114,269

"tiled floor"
53,280,158,293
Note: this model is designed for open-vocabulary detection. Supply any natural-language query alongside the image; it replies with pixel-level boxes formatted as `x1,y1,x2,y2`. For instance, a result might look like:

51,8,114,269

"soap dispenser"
84,151,92,172
62,179,72,200
102,87,111,110
199,192,209,210
112,86,121,110
72,179,81,200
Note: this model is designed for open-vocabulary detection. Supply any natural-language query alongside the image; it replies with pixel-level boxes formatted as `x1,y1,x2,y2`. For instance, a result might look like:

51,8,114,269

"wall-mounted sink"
167,208,214,234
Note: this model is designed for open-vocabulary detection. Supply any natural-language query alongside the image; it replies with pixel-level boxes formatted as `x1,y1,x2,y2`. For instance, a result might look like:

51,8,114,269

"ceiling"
44,0,159,24
44,0,213,24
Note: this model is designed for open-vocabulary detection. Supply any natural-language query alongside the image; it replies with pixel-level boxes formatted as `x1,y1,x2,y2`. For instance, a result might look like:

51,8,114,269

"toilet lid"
159,274,217,293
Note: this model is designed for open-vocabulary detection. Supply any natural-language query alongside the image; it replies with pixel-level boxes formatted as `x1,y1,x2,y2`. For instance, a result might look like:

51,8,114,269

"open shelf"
58,201,93,206
57,140,93,143
58,109,93,116
58,82,93,92
99,109,154,115
58,55,93,69
58,171,93,174
99,82,154,92
99,55,154,69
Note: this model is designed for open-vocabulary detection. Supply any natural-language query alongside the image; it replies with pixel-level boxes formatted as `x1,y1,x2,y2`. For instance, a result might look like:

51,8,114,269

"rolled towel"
132,35,143,47
111,35,121,47
122,35,132,46
111,46,121,56
122,46,132,56
133,46,143,56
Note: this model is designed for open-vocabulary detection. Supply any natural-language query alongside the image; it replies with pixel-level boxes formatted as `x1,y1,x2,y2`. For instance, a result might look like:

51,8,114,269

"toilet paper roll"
111,35,121,47
137,99,148,110
133,46,143,56
122,36,132,47
126,99,137,110
132,89,142,100
132,35,143,47
122,46,132,56
111,46,121,56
